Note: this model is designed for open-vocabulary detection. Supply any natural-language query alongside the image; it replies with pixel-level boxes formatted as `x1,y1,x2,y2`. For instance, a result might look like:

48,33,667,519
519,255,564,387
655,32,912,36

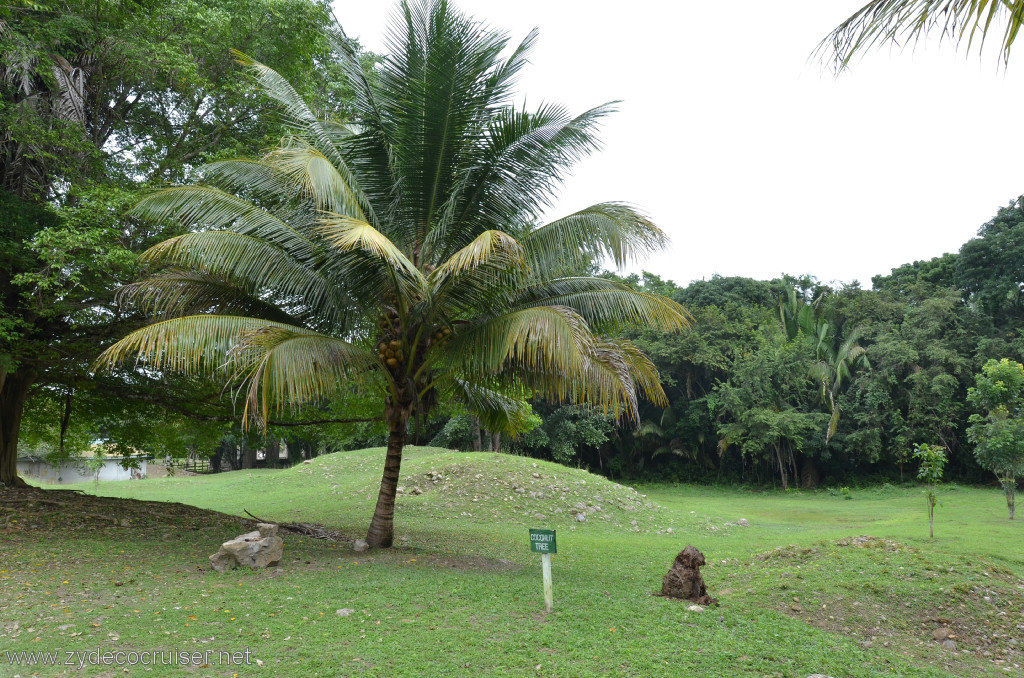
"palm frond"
819,0,1024,70
428,230,527,313
137,231,348,329
233,51,379,227
511,277,691,334
132,186,318,258
198,159,300,204
442,378,532,435
375,0,511,244
228,325,377,427
316,214,426,296
94,315,306,377
116,270,300,324
445,305,596,382
427,102,614,260
522,202,669,276
264,137,369,221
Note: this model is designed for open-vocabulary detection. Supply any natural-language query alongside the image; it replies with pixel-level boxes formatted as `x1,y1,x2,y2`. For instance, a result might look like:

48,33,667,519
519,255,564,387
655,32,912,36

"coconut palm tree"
821,0,1024,69
95,0,689,548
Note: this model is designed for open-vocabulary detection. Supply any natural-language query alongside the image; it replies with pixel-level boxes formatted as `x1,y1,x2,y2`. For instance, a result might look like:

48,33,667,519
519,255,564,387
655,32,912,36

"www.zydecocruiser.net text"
5,648,255,669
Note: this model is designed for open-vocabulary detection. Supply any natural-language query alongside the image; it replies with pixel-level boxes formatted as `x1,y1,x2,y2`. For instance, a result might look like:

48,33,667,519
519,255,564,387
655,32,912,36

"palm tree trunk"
471,417,482,451
366,402,411,548
0,367,35,488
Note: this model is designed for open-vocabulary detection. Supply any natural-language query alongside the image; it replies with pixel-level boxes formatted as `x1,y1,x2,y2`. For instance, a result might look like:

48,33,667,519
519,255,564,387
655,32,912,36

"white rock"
686,605,704,612
336,608,355,617
353,539,369,553
737,518,749,527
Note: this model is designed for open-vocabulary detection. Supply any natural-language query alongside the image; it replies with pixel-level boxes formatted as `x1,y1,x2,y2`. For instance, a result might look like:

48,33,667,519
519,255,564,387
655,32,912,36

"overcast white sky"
332,0,1024,289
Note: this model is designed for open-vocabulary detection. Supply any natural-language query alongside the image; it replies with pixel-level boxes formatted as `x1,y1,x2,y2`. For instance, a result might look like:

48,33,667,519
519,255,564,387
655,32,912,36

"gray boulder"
210,527,284,572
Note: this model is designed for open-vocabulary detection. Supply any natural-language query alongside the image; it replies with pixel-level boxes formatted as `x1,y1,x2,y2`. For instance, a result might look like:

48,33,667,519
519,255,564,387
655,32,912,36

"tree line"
437,197,1024,489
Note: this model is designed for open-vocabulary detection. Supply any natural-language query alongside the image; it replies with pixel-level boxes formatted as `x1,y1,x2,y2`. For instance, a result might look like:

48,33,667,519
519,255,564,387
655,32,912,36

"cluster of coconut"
377,338,405,368
428,326,452,347
375,313,452,371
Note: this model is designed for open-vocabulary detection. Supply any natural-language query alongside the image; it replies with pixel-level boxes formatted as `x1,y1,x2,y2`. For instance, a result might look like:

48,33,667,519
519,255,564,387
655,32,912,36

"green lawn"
1,447,1022,677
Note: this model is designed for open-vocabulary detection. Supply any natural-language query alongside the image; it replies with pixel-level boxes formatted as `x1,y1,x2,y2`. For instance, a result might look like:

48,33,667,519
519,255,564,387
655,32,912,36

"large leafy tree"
0,0,351,488
97,0,688,547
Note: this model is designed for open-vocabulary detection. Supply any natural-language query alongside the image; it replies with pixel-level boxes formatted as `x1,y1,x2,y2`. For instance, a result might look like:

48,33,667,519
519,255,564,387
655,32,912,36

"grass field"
1,446,1022,677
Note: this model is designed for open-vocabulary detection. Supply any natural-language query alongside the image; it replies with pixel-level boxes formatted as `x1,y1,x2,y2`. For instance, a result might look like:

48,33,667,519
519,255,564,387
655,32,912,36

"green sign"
529,528,557,554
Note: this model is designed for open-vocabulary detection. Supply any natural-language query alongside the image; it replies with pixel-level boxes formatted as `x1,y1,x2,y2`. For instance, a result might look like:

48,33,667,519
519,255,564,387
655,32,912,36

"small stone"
686,604,704,612
932,627,953,641
666,527,673,534
353,539,369,553
411,487,423,496
532,472,540,479
336,608,355,617
941,640,957,650
737,518,749,527
396,486,406,494
859,640,872,649
575,513,587,523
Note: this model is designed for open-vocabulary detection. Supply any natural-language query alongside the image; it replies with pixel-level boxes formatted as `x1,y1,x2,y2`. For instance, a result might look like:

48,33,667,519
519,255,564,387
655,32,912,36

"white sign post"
529,529,556,613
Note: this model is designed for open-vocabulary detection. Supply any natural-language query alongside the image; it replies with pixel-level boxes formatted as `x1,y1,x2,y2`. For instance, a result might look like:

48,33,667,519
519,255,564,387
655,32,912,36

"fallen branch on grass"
243,507,352,544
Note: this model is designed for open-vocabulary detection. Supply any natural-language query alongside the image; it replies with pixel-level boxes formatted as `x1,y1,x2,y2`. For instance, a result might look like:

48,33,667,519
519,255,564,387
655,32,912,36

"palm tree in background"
96,0,689,548
821,0,1024,69
779,288,869,442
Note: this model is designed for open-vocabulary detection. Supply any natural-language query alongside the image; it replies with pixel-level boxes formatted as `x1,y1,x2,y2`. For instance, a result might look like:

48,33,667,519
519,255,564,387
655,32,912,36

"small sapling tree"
913,443,946,538
967,358,1024,519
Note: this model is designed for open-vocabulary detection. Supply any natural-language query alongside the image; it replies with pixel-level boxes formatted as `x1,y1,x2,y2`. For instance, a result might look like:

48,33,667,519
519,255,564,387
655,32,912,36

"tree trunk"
0,367,35,488
366,401,411,548
471,417,482,452
491,432,501,453
483,428,492,452
210,443,223,473
265,439,280,468
1002,475,1016,520
241,441,256,469
801,456,820,489
775,445,788,490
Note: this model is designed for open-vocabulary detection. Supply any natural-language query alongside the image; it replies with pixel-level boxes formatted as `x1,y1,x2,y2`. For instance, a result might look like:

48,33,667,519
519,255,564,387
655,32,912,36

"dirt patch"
737,536,1024,677
0,485,246,536
415,554,520,572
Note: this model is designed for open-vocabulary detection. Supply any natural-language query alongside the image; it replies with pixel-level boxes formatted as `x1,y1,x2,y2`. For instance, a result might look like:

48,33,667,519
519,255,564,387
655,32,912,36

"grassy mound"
283,446,668,532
